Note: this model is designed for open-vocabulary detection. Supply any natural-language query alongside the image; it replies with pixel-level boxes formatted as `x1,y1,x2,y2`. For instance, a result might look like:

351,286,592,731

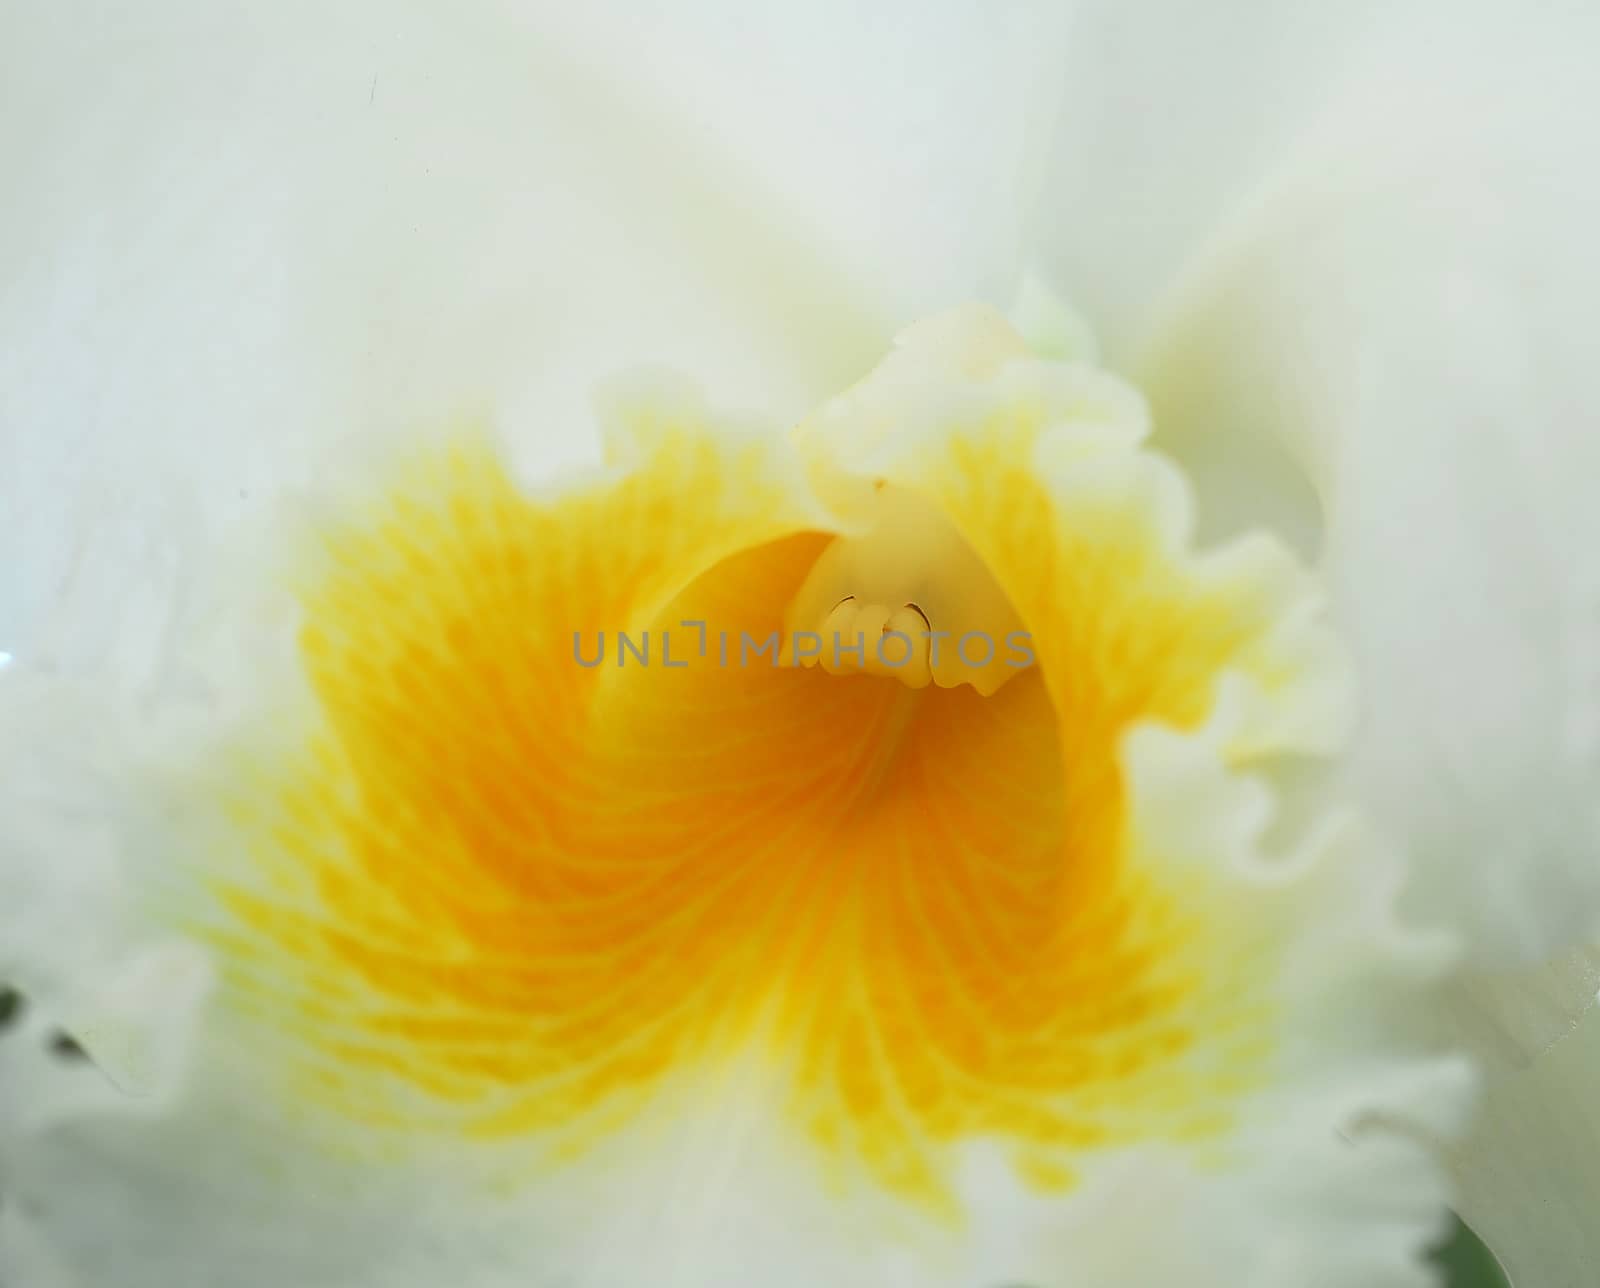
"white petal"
1028,0,1454,360
1451,987,1600,1288
1125,7,1600,963
511,0,1070,319
0,0,1064,680
0,1203,74,1288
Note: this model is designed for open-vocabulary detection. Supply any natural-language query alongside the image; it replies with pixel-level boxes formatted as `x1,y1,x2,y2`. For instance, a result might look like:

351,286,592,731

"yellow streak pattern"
199,407,1290,1213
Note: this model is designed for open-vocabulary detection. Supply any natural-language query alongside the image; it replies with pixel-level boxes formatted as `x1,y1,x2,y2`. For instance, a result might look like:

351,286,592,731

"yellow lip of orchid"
95,302,1469,1278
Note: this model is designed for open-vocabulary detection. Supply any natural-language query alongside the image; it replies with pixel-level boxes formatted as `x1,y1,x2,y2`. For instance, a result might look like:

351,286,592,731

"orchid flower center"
180,304,1356,1227
782,484,1031,695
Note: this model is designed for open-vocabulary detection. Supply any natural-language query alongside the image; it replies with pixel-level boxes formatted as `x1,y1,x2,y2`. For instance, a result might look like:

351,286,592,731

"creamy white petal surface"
1093,1,1600,968
1049,8,1600,1277
1029,0,1426,361
504,0,1067,320
1,0,1062,683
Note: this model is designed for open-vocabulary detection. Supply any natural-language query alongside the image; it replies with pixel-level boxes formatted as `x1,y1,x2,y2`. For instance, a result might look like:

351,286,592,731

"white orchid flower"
1,3,1595,1287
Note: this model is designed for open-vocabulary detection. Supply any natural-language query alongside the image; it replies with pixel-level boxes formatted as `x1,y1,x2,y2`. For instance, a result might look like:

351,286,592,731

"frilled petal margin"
1048,10,1600,1280
2,312,1470,1287
1121,5,1600,970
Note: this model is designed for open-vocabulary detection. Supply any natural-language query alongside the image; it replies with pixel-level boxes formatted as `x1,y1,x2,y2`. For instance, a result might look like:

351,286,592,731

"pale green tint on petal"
0,1203,74,1288
1451,991,1600,1288
1127,8,1600,966
1010,276,1100,365
1443,947,1600,1076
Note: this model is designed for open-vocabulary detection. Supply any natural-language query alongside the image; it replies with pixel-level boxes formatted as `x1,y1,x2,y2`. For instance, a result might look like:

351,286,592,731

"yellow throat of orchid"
183,304,1349,1219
